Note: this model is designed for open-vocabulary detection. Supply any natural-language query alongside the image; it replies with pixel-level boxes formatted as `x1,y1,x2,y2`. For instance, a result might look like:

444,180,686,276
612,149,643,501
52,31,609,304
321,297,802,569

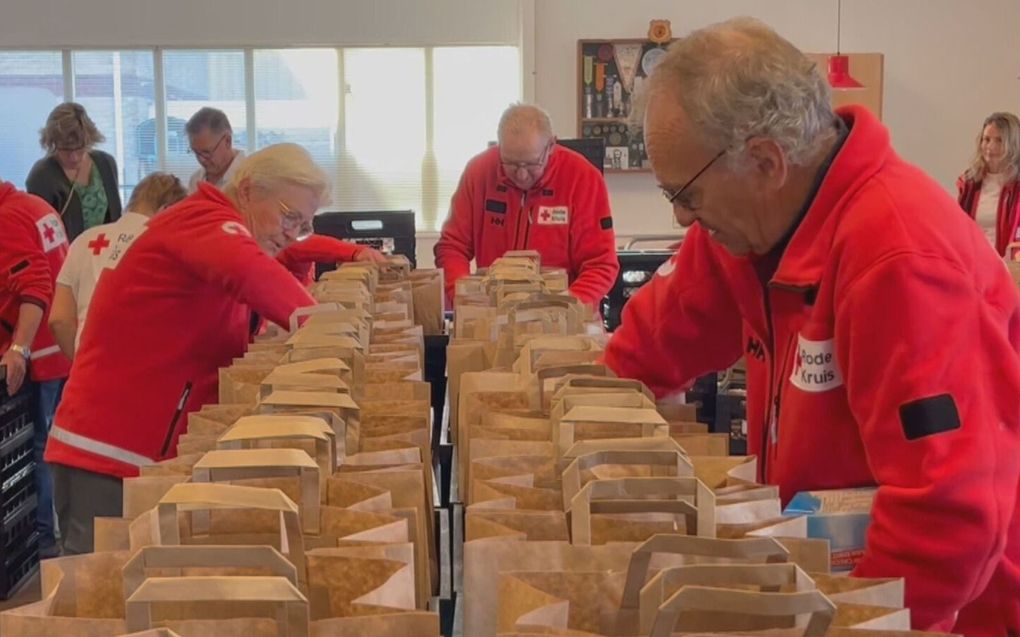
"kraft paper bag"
568,477,716,546
305,552,415,620
813,574,904,607
309,611,439,636
410,269,445,336
128,483,306,584
561,448,695,511
465,534,800,637
465,510,569,542
646,586,836,637
123,575,308,637
638,562,816,635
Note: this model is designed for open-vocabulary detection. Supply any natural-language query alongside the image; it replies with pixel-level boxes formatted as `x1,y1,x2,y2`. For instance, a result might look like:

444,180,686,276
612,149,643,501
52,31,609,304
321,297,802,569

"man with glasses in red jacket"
604,17,1020,636
434,103,619,306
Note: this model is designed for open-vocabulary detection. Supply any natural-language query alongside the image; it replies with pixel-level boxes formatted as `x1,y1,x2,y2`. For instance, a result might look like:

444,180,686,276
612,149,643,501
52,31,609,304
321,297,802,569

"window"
339,48,427,221
0,45,520,231
72,50,156,203
253,48,339,172
162,50,247,184
0,51,64,187
432,46,520,229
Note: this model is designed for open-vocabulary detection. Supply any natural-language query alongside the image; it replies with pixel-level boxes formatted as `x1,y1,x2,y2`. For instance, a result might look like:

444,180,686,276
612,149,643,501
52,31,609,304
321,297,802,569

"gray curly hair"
647,17,835,168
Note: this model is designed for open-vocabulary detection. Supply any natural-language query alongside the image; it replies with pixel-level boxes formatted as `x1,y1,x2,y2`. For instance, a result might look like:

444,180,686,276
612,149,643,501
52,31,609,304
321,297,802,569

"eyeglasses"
55,144,86,153
277,200,314,241
501,142,552,173
188,134,227,160
661,148,727,210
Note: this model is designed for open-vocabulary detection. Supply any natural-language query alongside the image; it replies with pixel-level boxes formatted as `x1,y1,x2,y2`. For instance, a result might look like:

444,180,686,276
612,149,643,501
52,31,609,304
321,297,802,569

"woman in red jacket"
45,143,327,555
957,111,1020,256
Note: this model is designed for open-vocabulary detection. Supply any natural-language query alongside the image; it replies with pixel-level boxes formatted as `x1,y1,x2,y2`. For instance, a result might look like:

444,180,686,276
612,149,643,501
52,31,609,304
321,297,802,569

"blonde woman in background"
957,111,1020,256
26,102,122,242
49,172,188,358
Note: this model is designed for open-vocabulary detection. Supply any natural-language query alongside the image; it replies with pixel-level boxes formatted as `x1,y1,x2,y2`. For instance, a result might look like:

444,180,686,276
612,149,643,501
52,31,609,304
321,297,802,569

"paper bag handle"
637,563,812,632
289,303,342,332
125,575,309,637
122,545,298,600
620,534,790,609
648,586,835,637
570,477,716,546
562,450,695,511
152,483,304,573
191,449,321,534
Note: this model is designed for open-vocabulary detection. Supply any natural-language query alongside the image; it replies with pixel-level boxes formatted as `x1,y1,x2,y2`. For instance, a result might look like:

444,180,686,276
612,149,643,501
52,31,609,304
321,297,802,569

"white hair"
223,142,331,204
648,17,835,167
497,103,554,141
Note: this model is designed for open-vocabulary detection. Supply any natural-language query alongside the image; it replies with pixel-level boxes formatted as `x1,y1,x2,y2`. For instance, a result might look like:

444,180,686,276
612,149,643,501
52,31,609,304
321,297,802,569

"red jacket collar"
195,181,237,208
771,105,892,288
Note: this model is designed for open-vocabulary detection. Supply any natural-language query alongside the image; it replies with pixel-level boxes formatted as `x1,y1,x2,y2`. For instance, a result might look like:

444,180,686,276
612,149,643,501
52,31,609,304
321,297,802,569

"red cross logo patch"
536,206,568,225
88,233,111,255
36,214,67,252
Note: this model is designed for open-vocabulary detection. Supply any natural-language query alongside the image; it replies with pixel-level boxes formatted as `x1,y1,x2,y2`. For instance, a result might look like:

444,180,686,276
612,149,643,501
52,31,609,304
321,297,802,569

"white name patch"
789,334,844,393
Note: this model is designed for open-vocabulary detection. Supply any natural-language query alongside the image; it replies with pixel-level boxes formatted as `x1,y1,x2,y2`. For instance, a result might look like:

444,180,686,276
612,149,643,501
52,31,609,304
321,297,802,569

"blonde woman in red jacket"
957,111,1020,256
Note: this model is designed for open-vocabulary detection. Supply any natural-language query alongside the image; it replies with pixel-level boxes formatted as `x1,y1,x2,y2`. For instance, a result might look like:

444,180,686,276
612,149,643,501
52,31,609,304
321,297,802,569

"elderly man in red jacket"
434,103,619,306
603,17,1020,636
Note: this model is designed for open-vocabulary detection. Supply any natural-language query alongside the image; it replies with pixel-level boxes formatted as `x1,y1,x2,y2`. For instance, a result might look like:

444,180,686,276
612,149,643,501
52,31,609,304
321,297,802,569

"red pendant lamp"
828,0,864,89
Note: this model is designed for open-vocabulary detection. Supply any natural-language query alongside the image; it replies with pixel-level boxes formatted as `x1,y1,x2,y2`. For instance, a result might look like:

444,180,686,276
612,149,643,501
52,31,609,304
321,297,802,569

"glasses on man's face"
56,145,86,154
277,200,314,241
188,134,227,160
501,142,552,174
661,148,727,211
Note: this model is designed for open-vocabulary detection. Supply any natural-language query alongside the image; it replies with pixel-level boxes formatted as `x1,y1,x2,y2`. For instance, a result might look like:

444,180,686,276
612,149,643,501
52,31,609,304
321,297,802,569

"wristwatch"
8,344,30,359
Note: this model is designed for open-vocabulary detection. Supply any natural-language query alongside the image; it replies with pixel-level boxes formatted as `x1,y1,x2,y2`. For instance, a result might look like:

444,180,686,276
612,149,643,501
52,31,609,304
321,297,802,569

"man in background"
434,103,618,306
186,107,245,193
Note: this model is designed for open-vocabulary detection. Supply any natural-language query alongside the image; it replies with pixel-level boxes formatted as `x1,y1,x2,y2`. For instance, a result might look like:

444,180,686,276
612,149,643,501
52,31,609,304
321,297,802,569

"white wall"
5,0,1019,265
534,0,1020,239
0,0,521,47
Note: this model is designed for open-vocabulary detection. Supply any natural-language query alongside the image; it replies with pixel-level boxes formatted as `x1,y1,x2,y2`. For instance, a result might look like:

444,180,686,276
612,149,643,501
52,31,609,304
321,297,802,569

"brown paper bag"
569,477,716,545
648,586,836,637
561,449,695,511
309,611,439,636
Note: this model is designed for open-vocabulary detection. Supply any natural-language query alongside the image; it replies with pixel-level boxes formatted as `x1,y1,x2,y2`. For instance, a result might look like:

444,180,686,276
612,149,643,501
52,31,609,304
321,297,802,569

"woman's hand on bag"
355,247,388,264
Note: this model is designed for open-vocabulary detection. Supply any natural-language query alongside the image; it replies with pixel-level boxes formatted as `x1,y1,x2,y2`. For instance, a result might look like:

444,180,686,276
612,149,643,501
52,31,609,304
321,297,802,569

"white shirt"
187,149,246,194
976,172,1004,247
56,211,150,350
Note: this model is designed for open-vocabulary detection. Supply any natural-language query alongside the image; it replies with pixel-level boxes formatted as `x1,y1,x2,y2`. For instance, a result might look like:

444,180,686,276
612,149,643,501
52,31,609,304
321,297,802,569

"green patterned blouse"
73,161,109,230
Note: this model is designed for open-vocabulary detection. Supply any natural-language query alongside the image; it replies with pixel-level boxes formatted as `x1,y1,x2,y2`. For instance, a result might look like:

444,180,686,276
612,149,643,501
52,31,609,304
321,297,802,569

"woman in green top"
26,102,122,241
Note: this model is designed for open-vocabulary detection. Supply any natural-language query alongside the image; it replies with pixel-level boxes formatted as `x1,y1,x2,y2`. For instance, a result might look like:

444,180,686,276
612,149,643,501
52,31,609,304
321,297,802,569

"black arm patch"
485,199,507,214
600,217,613,230
899,394,961,441
9,260,29,275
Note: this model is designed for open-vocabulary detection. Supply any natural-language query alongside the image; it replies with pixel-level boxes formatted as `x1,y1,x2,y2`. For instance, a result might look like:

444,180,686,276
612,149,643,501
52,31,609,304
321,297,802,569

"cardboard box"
784,487,876,572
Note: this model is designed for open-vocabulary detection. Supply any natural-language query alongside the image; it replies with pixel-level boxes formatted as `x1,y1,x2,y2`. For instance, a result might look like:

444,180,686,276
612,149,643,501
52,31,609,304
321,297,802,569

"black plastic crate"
600,250,673,332
313,210,417,274
1,435,34,496
0,391,32,443
2,476,36,533
0,524,39,600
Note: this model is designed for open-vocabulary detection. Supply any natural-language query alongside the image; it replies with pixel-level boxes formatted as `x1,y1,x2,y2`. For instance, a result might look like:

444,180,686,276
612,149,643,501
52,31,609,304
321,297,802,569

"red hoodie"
434,145,619,305
0,181,71,382
276,234,363,286
604,107,1020,636
45,183,315,478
